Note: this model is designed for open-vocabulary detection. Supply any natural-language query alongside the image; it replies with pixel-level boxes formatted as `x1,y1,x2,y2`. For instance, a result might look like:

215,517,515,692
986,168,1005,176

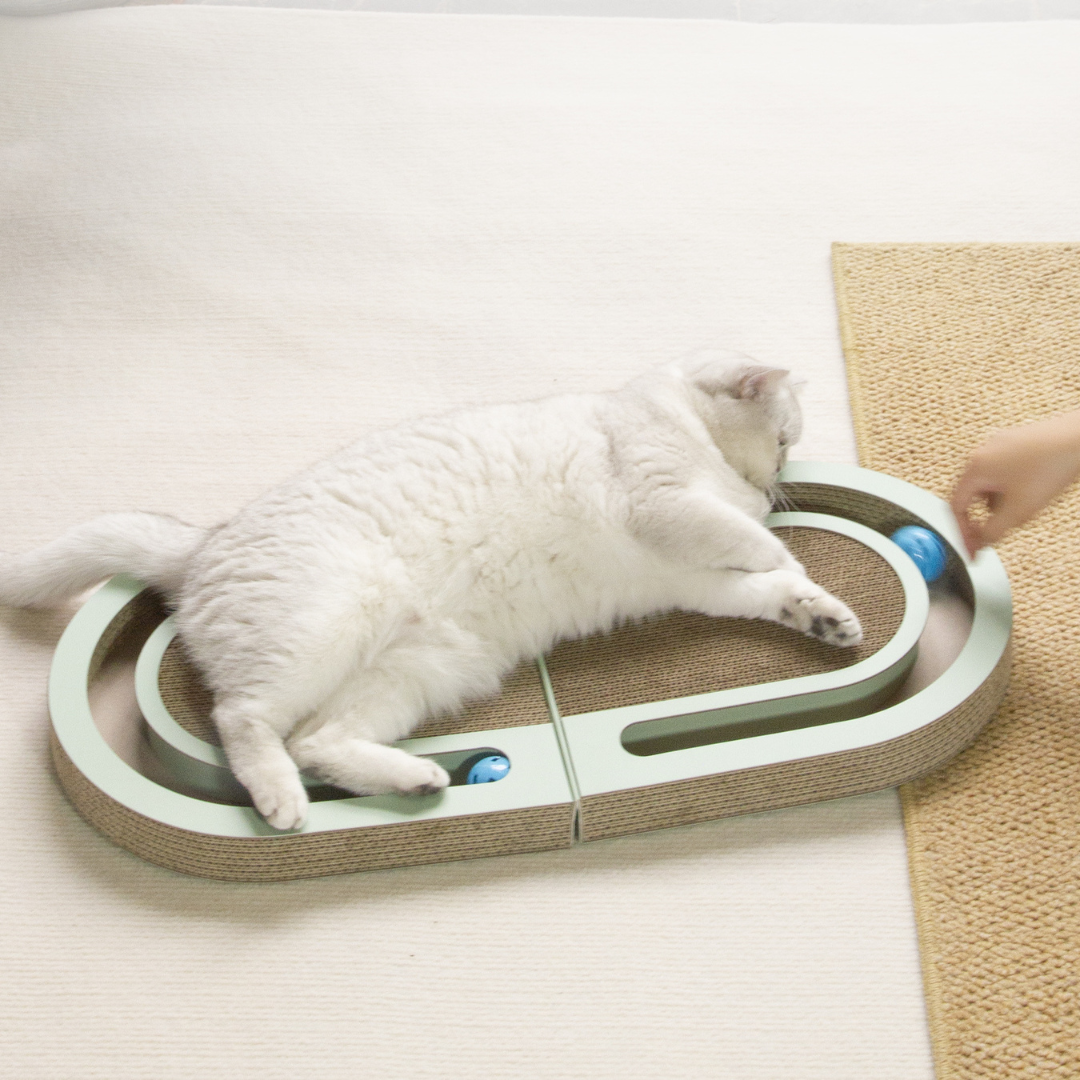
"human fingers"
975,490,1027,548
955,477,1055,555
949,469,994,558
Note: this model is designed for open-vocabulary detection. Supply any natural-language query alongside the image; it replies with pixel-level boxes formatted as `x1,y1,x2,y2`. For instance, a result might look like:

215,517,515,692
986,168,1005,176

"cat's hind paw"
393,756,451,797
250,778,310,831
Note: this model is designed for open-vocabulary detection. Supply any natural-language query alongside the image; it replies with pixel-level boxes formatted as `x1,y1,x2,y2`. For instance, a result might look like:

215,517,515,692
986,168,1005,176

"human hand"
950,410,1080,558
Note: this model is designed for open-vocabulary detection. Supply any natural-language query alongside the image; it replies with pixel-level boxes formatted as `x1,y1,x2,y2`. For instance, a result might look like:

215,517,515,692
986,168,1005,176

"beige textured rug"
834,243,1080,1078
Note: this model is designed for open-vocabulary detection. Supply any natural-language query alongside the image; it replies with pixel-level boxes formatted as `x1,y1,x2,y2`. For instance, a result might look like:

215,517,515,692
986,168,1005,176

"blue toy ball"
466,755,511,785
890,526,947,583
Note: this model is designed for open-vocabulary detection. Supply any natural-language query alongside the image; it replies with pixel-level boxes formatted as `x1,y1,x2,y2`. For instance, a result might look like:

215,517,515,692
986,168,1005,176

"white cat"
0,352,861,830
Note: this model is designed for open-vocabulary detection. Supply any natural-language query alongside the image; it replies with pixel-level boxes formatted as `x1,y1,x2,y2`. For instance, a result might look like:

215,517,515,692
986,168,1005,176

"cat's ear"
731,366,790,401
692,363,790,400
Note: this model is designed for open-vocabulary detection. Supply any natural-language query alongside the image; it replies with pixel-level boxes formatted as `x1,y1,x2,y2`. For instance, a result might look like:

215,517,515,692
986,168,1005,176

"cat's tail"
0,512,206,608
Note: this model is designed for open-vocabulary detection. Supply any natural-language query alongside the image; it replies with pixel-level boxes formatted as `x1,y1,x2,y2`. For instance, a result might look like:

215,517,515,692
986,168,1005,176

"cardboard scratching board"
49,462,1011,881
834,242,1080,1078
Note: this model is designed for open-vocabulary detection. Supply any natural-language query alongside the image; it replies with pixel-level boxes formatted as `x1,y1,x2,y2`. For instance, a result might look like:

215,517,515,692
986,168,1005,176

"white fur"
0,353,861,830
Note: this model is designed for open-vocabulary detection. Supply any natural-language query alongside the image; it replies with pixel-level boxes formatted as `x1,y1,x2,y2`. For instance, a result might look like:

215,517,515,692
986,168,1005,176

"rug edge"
832,241,951,1080
830,243,870,469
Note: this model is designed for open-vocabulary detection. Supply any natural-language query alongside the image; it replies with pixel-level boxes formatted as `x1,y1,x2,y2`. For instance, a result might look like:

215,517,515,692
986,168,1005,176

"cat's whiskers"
767,480,796,514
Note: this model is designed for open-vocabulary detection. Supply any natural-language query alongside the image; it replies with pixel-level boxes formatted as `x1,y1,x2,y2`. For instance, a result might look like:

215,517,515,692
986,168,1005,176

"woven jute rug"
833,243,1080,1078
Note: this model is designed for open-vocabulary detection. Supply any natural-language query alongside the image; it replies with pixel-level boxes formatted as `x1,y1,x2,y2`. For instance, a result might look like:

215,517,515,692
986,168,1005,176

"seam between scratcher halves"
534,655,583,841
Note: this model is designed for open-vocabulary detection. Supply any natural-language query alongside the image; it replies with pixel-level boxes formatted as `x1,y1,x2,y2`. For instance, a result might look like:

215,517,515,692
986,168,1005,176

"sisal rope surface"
834,243,1080,1078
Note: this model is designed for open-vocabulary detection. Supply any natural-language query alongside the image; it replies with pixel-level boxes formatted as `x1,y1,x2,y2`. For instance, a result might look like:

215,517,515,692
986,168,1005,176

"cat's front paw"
393,756,451,797
777,586,862,647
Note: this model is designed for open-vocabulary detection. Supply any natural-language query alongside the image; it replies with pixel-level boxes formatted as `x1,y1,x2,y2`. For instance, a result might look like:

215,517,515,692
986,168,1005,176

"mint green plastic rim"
50,576,575,838
561,462,1012,798
49,463,1011,837
135,509,928,796
136,620,227,770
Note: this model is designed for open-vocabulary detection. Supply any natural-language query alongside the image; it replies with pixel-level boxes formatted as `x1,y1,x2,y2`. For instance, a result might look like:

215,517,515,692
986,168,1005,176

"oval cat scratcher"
48,463,1011,880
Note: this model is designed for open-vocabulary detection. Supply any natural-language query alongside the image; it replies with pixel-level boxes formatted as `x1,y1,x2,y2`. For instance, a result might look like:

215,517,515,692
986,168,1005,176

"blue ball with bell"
466,755,511,784
890,526,947,583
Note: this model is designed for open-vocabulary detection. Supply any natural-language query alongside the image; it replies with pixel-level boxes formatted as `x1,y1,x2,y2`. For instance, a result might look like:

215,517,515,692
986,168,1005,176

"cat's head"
676,350,802,490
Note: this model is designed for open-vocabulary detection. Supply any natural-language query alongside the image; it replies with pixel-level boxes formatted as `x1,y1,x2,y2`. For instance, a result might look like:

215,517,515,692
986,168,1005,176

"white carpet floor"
1,8,1078,1077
